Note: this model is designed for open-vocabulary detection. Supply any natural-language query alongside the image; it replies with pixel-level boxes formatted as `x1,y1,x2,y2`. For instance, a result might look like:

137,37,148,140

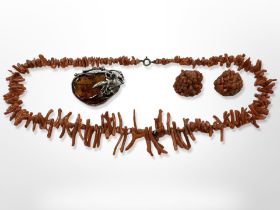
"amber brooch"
3,54,277,156
72,67,124,105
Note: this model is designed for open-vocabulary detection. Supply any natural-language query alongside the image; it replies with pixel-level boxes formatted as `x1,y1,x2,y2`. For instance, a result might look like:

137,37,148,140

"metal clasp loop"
140,56,152,66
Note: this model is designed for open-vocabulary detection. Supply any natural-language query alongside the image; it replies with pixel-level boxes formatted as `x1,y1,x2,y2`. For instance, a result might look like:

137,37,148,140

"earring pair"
173,69,243,97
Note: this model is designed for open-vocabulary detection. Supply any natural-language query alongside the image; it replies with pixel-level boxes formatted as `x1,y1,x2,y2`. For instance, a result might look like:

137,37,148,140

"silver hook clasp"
140,56,152,66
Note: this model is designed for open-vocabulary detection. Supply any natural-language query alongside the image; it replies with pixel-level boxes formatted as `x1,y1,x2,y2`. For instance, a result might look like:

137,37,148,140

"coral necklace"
3,54,276,156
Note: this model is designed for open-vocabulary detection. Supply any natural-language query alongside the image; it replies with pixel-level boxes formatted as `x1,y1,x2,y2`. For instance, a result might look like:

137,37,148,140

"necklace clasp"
140,56,152,66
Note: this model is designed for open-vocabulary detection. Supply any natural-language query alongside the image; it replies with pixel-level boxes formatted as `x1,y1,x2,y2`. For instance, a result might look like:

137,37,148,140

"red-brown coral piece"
173,70,203,97
214,70,243,96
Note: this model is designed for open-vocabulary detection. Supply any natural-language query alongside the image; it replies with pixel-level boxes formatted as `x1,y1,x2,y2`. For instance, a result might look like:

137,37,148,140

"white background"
0,0,279,209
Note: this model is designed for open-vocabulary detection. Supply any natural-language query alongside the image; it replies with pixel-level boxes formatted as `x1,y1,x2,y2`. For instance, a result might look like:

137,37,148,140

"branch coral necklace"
3,54,277,156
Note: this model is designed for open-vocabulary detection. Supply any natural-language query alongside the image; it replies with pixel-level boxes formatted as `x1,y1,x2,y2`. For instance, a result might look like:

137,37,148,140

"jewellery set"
3,54,276,156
